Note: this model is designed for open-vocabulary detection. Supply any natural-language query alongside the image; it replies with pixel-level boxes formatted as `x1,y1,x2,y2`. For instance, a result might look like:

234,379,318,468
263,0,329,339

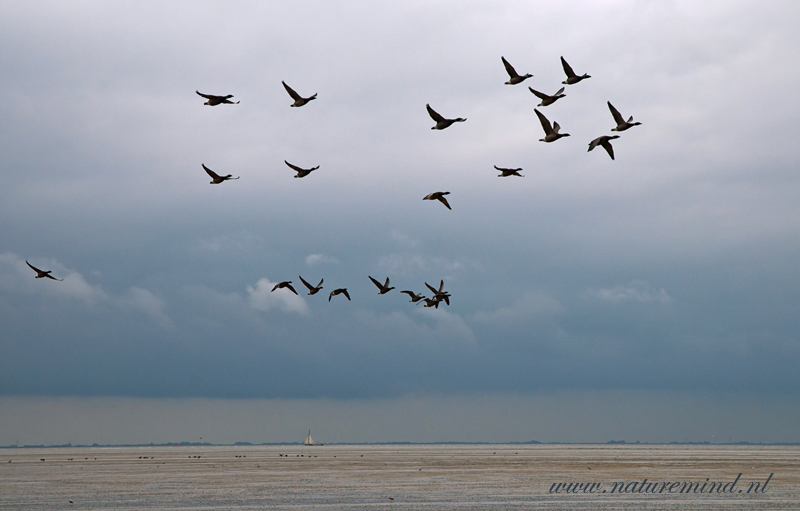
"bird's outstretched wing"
342,289,351,300
528,87,548,100
202,164,220,179
560,56,575,78
495,165,522,174
601,139,615,160
607,101,625,125
285,283,298,295
426,104,445,123
438,196,451,210
282,81,301,101
535,109,553,134
196,90,215,100
369,276,382,290
284,160,303,172
299,275,314,291
26,260,41,273
588,136,616,160
501,56,518,78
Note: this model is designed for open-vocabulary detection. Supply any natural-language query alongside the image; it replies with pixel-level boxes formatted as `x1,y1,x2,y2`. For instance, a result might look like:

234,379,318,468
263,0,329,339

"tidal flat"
1,444,798,510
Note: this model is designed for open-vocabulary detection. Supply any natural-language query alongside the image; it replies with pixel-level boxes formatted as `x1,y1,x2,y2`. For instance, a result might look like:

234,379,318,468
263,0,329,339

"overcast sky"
1,1,799,444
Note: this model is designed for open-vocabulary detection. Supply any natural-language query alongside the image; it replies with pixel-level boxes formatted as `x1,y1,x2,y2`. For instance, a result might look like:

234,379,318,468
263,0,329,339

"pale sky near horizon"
1,1,800,444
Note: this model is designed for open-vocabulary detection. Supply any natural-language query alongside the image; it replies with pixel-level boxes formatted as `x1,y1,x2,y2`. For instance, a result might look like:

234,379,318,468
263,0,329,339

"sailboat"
304,429,323,446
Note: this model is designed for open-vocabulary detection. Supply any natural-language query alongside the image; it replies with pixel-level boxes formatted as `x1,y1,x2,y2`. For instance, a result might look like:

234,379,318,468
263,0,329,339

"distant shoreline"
2,440,799,449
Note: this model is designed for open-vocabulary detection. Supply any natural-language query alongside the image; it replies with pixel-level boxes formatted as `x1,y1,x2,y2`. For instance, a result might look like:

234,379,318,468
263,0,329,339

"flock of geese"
269,275,451,309
510,55,641,159
26,55,640,311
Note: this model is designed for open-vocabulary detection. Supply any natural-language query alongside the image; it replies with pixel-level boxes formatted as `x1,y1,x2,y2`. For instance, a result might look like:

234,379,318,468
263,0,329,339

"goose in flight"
26,261,63,281
426,104,466,130
202,164,239,184
501,56,532,85
425,280,451,305
284,160,319,178
560,56,590,85
271,281,298,295
423,191,451,210
588,135,620,160
608,102,641,131
196,91,239,106
299,276,323,295
534,109,570,142
282,81,317,107
420,297,443,308
401,290,426,303
528,86,565,107
329,288,350,301
494,165,524,177
369,276,395,294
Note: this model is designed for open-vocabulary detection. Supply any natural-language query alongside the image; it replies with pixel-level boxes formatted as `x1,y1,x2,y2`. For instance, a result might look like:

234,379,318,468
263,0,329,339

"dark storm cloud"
1,1,799,404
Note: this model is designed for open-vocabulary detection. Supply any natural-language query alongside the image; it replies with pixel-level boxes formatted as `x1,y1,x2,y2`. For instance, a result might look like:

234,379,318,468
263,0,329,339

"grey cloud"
354,307,477,350
582,281,672,304
473,292,565,323
1,253,173,326
247,277,309,315
377,254,465,276
305,254,338,266
0,253,107,304
389,230,419,248
119,287,172,328
1,1,799,408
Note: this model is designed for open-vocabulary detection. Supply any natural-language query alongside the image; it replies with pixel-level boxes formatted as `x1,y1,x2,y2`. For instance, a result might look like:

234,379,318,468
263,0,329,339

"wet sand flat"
1,444,798,510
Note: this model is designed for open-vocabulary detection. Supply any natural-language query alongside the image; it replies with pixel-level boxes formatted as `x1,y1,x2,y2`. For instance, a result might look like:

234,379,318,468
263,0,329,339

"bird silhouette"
426,104,466,130
26,261,63,281
329,288,351,301
608,101,642,131
420,297,442,308
369,276,395,294
423,191,452,210
501,56,532,85
588,135,620,160
560,56,590,85
425,280,451,305
494,165,524,177
282,81,317,107
534,109,570,142
195,91,239,106
285,160,319,178
299,276,324,295
400,291,426,303
202,164,239,184
528,86,566,107
271,281,298,295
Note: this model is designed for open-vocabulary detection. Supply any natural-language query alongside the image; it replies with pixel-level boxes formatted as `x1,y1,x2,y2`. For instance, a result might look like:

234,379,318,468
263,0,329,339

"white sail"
304,429,322,446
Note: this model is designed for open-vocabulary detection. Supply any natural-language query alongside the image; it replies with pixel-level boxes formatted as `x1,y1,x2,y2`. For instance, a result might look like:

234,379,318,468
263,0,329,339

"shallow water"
1,444,798,510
